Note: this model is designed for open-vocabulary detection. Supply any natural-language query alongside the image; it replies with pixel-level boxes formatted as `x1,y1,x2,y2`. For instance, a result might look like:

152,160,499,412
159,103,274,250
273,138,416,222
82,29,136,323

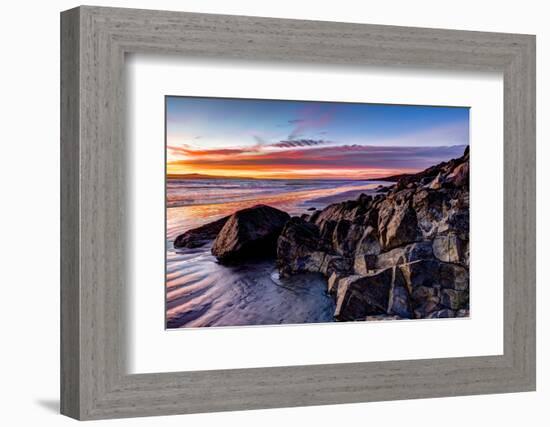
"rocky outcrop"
212,204,290,263
276,217,352,278
174,216,229,249
277,146,470,320
333,267,413,320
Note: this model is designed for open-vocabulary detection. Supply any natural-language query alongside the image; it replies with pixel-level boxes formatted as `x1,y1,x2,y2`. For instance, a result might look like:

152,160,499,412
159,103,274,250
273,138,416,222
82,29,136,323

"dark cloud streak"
269,139,331,148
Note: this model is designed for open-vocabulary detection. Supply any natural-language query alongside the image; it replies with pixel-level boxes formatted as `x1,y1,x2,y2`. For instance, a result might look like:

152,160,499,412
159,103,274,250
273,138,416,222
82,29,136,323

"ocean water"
166,178,390,328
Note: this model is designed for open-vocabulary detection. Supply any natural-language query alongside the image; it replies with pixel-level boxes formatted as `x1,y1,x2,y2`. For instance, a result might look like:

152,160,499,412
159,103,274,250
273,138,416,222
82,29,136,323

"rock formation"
173,147,470,322
211,204,290,263
173,215,229,249
277,146,470,320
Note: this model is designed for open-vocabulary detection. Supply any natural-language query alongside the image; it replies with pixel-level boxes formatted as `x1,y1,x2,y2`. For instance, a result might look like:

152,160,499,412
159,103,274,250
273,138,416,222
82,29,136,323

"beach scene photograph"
165,96,470,329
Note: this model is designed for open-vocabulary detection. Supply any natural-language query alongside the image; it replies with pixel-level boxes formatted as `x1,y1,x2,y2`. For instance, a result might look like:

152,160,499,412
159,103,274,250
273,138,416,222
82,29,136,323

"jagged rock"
353,253,377,275
398,258,468,292
439,263,469,290
320,255,352,276
333,275,362,319
277,217,353,277
412,189,448,239
333,219,353,254
277,217,324,277
334,267,413,320
355,225,381,256
432,233,469,266
317,219,337,246
399,259,442,289
274,146,470,321
387,267,413,318
412,187,469,241
447,161,469,187
334,272,390,320
440,288,469,310
327,272,340,295
375,241,434,270
446,199,470,241
174,215,230,249
429,172,444,190
303,251,328,273
212,205,290,263
414,301,443,318
427,309,456,319
309,210,321,223
378,198,420,251
411,286,440,307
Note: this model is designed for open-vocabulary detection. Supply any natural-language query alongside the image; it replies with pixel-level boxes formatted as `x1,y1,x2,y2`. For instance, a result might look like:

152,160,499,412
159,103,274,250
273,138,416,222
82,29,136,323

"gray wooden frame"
60,5,536,420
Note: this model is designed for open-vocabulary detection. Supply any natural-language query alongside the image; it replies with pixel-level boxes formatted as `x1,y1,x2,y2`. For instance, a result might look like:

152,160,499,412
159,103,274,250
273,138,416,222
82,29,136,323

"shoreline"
167,180,392,240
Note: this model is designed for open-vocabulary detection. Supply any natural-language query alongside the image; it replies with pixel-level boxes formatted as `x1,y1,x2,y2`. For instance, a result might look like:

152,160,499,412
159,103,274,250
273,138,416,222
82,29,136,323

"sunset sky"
166,96,469,179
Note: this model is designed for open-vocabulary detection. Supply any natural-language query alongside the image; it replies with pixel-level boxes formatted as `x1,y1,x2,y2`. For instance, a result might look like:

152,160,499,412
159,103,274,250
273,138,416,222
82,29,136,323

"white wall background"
0,1,546,425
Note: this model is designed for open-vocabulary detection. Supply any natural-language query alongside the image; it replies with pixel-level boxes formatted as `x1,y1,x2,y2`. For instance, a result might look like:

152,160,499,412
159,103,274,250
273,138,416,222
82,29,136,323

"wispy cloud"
287,106,335,140
167,145,252,157
268,139,332,148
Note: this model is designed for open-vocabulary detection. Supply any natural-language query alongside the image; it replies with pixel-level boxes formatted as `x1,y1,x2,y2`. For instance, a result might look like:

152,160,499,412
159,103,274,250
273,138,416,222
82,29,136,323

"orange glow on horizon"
166,162,418,180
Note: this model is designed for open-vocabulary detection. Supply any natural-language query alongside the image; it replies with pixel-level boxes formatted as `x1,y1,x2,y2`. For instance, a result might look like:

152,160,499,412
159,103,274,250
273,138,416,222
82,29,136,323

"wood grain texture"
60,6,536,420
60,7,80,419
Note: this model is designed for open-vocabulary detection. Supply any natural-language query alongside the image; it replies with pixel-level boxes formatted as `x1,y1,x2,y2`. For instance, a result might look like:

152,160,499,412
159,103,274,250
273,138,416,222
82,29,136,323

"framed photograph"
61,6,536,420
165,96,472,328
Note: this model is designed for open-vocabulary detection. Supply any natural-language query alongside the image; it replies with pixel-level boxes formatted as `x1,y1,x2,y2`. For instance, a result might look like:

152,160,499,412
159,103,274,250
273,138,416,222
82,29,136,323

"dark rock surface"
212,204,290,263
277,146,470,320
174,215,229,249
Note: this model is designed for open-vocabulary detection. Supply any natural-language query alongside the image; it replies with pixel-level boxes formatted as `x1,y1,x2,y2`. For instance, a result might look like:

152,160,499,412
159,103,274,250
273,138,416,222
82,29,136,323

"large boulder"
212,205,290,263
173,215,229,249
